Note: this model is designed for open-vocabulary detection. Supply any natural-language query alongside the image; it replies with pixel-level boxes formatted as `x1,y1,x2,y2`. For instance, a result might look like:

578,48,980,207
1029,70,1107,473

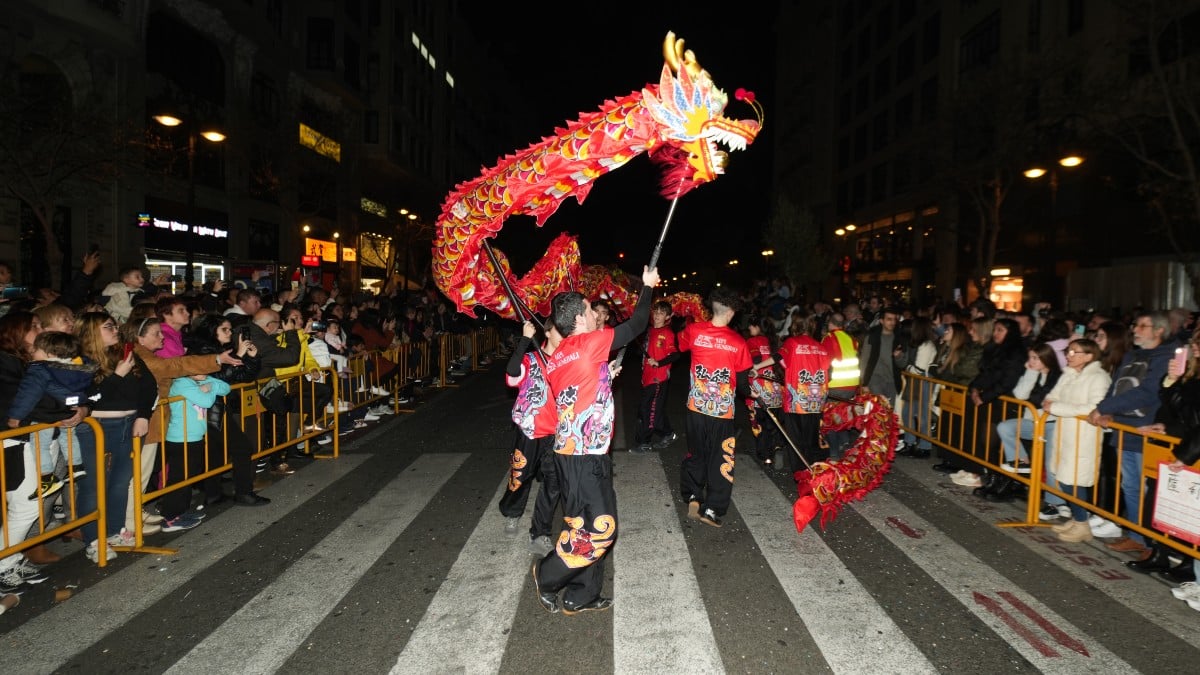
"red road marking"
998,591,1090,657
885,516,926,539
972,592,1060,658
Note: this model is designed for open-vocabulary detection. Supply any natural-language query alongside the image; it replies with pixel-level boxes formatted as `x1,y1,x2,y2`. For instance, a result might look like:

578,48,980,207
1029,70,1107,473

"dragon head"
641,32,763,192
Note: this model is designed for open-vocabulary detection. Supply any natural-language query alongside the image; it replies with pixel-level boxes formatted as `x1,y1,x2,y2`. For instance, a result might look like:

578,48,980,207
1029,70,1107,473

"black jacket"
970,338,1026,405
185,335,263,427
1159,378,1200,465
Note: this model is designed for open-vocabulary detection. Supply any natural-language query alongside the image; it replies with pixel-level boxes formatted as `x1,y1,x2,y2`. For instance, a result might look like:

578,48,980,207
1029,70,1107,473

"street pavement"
1,360,1198,674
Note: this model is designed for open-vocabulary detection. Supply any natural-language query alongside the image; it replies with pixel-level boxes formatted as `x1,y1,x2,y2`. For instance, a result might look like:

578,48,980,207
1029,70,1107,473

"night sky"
459,3,780,280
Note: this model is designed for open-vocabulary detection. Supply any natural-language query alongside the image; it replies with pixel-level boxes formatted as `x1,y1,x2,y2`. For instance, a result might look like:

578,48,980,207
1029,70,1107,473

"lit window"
420,45,428,59
428,54,436,69
445,72,455,87
411,32,420,48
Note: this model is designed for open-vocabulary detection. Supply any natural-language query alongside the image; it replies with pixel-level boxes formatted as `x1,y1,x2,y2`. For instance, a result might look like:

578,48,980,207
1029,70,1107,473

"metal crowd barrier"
899,371,1200,563
122,367,340,554
1,419,109,567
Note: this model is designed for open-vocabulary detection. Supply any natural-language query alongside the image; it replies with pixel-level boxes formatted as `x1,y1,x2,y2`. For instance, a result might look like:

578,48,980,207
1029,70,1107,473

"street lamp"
153,112,225,289
1025,154,1085,209
761,249,774,278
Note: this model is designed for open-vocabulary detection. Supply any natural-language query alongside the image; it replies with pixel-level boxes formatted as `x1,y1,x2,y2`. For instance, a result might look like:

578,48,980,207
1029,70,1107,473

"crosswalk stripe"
613,453,722,673
732,461,937,674
851,488,1137,673
390,472,534,673
890,462,1200,646
167,453,468,675
0,455,370,673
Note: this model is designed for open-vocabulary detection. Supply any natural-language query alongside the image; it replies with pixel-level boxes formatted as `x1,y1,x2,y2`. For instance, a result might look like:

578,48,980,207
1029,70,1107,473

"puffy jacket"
7,359,97,425
1045,361,1112,486
1158,377,1200,466
166,376,231,443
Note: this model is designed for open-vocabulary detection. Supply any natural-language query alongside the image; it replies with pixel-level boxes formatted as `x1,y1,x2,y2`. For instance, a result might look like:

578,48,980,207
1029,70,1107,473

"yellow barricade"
0,419,109,567
899,371,1200,563
124,367,340,554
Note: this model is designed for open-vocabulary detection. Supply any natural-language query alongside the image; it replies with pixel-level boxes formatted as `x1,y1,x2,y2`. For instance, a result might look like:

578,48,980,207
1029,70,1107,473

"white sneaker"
85,540,117,563
950,470,971,480
1172,581,1200,601
1188,598,1200,612
999,462,1032,474
951,472,982,487
107,528,135,548
1090,519,1123,538
316,436,333,445
371,386,391,396
362,412,380,422
368,405,394,416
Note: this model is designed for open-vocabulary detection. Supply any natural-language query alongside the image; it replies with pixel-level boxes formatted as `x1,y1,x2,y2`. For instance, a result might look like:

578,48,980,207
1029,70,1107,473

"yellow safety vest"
828,330,861,388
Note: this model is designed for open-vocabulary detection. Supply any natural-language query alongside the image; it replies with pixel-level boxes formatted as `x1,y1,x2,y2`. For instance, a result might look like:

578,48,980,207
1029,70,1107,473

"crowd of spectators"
0,254,493,610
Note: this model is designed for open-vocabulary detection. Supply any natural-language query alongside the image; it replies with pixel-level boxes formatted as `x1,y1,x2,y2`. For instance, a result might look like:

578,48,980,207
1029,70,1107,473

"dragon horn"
663,32,681,73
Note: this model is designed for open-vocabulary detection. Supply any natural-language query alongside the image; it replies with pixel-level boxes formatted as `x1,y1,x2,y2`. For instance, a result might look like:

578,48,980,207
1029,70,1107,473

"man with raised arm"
531,265,659,616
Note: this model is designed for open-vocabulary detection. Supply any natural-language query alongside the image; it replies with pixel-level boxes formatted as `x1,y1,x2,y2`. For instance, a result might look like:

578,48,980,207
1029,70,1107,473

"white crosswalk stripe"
733,459,937,674
170,453,468,675
2,446,1195,674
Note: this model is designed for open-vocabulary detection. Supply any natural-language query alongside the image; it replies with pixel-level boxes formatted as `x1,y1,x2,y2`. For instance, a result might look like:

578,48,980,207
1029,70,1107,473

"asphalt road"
1,360,1197,674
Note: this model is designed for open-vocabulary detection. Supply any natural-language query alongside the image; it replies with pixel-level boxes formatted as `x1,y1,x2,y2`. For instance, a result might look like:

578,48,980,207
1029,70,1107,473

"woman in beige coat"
1042,338,1111,543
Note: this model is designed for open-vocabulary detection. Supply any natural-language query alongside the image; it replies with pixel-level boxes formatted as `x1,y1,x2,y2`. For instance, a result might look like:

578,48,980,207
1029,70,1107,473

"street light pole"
154,111,224,292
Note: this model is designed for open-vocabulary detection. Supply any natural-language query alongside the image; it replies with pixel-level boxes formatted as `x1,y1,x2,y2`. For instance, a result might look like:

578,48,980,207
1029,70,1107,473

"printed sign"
1152,463,1200,546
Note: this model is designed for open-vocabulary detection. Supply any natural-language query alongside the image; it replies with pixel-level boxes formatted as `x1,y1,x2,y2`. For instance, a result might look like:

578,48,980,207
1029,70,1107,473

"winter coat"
132,345,221,446
1158,377,1200,466
166,376,231,443
931,342,982,386
1096,341,1177,454
971,337,1027,404
101,281,145,324
7,358,97,424
1045,361,1111,486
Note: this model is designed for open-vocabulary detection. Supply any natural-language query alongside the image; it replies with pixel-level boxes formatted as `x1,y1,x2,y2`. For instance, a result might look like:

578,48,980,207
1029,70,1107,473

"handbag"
257,377,294,415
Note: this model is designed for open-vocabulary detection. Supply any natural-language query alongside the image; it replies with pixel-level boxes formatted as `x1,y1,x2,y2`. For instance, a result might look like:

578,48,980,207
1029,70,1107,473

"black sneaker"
530,562,559,613
630,443,654,454
562,596,614,616
698,508,722,528
653,432,678,449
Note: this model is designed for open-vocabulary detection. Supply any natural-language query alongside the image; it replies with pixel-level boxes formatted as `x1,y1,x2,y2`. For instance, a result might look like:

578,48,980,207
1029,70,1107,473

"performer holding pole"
676,287,753,528
531,266,659,615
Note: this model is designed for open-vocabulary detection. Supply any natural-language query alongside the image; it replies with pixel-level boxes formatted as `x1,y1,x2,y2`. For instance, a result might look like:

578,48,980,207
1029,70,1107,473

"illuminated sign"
341,247,357,262
301,255,321,267
298,123,341,162
304,237,338,262
139,214,227,239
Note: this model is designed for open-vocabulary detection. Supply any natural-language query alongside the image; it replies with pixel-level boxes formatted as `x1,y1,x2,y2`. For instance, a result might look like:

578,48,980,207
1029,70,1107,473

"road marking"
613,453,722,673
997,591,1089,657
168,453,467,675
885,515,926,538
389,474,534,673
892,461,1200,644
733,463,936,674
0,455,369,672
852,489,1135,673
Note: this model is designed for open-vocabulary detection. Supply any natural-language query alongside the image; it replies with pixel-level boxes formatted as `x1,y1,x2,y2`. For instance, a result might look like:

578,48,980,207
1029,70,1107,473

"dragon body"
432,33,762,319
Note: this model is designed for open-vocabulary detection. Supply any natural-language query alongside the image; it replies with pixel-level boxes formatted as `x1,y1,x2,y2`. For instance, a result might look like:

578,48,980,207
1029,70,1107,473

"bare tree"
762,195,835,301
0,87,138,290
1099,0,1200,300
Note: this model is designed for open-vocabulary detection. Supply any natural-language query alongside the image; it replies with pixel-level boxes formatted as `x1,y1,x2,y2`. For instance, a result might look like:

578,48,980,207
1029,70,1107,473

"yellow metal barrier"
123,367,340,554
899,371,1200,562
1,419,109,567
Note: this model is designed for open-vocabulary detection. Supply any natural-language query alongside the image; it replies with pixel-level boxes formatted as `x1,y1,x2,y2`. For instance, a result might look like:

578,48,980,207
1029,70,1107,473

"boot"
1159,557,1198,584
972,472,1000,498
24,544,60,565
1126,545,1172,574
1057,519,1093,543
1051,519,1075,533
984,477,1021,503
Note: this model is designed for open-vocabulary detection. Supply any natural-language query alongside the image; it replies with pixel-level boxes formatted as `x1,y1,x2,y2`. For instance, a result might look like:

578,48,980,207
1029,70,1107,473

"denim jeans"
1121,450,1146,544
33,426,81,476
902,380,933,450
996,417,1063,506
1056,480,1092,522
74,415,135,543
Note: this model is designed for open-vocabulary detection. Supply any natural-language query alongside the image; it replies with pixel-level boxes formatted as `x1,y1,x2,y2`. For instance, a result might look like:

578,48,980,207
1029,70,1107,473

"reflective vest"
827,330,861,388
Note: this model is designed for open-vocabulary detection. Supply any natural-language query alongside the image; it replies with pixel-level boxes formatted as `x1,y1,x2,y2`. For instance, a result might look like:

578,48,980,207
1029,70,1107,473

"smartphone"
311,321,327,332
1,286,29,299
1174,347,1190,374
1074,324,1086,336
122,342,135,360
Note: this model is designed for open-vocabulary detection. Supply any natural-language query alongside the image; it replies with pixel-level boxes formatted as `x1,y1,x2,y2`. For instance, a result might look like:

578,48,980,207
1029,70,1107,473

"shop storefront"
140,198,229,290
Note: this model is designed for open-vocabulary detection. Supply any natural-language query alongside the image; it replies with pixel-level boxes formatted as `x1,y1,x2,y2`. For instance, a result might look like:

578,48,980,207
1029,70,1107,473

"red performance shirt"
746,334,783,408
544,328,616,455
679,321,752,419
641,325,678,386
779,334,831,414
506,350,556,439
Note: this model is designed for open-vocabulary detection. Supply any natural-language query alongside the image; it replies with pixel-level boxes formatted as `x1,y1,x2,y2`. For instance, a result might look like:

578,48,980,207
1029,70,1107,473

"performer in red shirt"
745,316,784,466
531,265,659,616
755,313,832,473
634,301,681,452
677,287,752,528
498,319,561,557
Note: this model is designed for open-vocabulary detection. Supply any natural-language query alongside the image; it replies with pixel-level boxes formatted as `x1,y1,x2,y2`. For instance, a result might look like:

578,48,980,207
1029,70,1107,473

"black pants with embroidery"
635,381,673,444
782,411,825,474
680,412,736,516
497,430,559,539
536,453,616,607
